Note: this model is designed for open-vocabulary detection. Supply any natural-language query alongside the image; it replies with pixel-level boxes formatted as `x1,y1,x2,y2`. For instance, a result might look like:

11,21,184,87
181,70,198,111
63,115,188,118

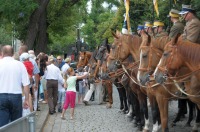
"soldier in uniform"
144,21,154,37
168,9,184,39
153,20,168,38
179,4,200,43
137,25,144,36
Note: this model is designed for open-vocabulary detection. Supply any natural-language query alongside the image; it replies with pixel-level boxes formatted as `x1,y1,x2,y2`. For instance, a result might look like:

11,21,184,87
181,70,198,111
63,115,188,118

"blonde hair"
67,67,74,75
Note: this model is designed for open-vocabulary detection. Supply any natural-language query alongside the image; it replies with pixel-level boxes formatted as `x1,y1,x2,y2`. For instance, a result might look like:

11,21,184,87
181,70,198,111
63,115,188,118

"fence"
0,111,36,132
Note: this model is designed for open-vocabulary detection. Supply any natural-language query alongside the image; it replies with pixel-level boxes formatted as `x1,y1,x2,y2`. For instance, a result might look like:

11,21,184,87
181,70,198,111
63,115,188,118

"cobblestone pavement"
43,85,200,132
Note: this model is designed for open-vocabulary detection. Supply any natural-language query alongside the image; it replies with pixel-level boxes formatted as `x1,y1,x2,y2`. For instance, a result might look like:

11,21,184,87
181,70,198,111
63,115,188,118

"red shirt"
23,61,34,76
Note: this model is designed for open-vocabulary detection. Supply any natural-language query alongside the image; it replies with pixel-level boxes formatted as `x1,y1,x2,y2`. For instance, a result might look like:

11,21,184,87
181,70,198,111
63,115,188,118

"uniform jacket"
182,17,200,43
169,21,184,39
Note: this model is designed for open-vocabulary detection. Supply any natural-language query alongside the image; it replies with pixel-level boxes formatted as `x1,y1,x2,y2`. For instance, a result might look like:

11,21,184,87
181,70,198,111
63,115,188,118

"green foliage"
0,26,12,45
0,0,38,39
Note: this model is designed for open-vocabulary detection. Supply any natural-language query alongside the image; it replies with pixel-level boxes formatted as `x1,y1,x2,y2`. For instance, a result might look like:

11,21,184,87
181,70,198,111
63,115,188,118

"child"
61,67,88,120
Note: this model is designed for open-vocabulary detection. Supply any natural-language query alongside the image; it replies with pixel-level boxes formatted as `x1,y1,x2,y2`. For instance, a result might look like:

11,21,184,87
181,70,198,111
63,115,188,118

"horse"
107,31,156,131
137,32,195,131
77,51,92,69
153,34,200,131
87,39,129,111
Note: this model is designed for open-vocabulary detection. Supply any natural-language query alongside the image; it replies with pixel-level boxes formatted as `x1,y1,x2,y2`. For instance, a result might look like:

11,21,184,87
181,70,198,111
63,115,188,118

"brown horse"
77,51,92,69
137,32,196,131
154,34,200,131
107,31,156,131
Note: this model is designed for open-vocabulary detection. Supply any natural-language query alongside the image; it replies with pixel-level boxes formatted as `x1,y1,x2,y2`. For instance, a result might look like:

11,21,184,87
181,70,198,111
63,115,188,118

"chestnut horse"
107,31,157,131
138,32,195,131
77,51,92,69
154,34,200,131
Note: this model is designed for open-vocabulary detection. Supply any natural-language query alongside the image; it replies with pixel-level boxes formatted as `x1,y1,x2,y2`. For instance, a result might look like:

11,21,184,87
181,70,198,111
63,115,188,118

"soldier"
168,9,184,39
144,21,154,37
137,25,144,36
179,4,200,43
153,20,168,38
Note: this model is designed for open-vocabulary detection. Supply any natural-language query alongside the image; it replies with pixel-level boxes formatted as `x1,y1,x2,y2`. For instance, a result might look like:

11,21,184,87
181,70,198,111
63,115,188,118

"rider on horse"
179,4,200,44
153,20,168,38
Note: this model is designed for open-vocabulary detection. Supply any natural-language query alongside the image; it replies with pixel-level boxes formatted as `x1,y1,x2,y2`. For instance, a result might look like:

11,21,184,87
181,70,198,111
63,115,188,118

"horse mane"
121,34,142,50
177,40,200,64
89,48,98,63
152,36,170,51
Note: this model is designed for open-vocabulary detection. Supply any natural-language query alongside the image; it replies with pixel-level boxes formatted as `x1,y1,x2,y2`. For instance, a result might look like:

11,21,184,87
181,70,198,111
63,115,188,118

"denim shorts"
78,81,85,95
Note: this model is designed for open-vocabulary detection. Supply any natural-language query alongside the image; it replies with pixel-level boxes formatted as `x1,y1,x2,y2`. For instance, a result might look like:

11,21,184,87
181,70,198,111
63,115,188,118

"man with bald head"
0,45,30,127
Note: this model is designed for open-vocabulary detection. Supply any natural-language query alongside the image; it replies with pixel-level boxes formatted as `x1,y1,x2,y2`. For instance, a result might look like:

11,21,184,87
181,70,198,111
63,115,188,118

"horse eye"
163,52,168,57
142,54,147,58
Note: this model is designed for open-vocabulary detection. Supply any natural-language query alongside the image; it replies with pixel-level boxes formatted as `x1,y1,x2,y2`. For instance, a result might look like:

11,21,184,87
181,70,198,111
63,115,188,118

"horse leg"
156,96,168,132
138,93,149,132
116,87,124,111
149,95,161,132
121,86,128,113
172,99,187,126
105,81,113,108
185,100,195,127
132,94,141,127
192,105,200,132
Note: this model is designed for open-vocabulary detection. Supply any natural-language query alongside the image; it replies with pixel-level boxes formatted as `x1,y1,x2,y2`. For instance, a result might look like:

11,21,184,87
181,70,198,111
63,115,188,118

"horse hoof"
142,129,149,132
170,122,176,127
137,125,143,131
184,123,191,127
191,130,198,132
106,104,112,109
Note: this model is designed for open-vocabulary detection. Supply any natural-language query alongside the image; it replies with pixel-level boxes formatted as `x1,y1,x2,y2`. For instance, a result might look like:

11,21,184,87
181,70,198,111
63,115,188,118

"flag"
122,20,128,34
174,0,176,4
122,0,131,34
153,0,159,17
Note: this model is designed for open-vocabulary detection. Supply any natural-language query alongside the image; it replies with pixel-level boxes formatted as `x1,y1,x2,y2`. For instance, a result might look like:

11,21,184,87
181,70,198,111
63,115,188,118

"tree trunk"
35,9,48,55
25,0,50,50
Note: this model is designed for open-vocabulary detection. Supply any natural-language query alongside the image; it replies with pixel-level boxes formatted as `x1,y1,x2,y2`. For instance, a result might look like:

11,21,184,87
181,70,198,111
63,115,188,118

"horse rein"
156,44,200,97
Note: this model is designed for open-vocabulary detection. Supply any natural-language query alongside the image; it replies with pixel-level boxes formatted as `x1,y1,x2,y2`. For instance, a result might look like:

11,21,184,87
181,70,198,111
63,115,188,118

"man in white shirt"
44,56,63,114
0,45,30,127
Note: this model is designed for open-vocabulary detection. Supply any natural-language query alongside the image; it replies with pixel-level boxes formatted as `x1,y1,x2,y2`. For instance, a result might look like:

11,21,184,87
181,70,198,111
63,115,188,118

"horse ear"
112,31,119,39
172,33,181,45
147,34,151,46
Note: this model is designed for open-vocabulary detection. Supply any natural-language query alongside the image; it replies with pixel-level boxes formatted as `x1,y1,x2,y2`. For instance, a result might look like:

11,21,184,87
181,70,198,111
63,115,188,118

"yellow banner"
153,0,159,17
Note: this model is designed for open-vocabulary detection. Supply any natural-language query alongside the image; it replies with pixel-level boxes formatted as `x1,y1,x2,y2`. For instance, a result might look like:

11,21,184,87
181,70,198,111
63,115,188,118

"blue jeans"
0,94,22,127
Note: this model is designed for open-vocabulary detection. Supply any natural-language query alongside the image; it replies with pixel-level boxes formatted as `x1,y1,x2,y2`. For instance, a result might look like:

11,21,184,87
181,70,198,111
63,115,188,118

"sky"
87,0,117,14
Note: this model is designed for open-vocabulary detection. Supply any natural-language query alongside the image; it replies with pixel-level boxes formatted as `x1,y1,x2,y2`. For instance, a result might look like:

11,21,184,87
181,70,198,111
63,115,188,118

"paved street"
43,85,200,132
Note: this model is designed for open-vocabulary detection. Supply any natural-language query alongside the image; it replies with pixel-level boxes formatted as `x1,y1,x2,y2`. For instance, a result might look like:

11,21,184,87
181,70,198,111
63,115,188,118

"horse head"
77,51,91,69
137,32,163,86
154,33,183,84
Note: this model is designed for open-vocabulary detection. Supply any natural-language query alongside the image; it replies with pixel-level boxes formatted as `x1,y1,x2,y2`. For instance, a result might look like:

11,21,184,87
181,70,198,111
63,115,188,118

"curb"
36,104,49,132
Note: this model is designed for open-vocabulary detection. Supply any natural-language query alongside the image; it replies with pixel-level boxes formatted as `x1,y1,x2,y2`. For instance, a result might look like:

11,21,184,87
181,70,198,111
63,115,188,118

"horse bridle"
156,44,177,77
77,53,89,68
138,45,162,73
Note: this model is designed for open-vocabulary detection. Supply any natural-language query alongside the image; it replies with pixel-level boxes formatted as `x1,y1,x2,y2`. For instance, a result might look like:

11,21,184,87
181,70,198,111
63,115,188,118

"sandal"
61,116,66,120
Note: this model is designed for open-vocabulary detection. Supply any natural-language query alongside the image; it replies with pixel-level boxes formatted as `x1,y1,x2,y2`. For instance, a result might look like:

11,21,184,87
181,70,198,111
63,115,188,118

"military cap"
179,4,195,15
153,21,164,28
137,25,144,31
168,9,180,18
144,21,153,29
